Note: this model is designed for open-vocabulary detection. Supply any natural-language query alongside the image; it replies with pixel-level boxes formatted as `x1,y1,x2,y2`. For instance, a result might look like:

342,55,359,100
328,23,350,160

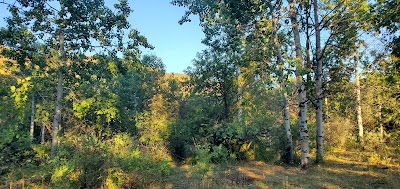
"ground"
159,149,400,189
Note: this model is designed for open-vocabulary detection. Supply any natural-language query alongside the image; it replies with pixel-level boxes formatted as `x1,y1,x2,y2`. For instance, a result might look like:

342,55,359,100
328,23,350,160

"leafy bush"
168,94,286,164
0,134,36,185
2,132,173,188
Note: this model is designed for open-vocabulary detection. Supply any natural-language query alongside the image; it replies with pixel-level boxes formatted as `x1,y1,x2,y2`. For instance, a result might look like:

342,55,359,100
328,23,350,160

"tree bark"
271,9,293,163
41,123,45,144
354,52,364,147
282,87,294,163
314,0,324,163
50,27,65,159
51,73,63,159
379,103,383,141
237,66,243,121
30,96,35,144
289,0,309,169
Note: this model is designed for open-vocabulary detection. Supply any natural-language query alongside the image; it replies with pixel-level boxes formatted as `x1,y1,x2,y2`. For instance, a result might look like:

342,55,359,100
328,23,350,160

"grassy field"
158,149,400,189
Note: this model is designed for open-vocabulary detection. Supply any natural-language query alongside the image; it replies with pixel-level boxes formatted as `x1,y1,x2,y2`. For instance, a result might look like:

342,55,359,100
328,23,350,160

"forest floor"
159,149,400,189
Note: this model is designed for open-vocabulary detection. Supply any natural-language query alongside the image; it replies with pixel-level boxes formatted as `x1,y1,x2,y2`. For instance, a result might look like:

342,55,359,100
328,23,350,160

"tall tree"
307,0,370,161
314,0,323,162
354,51,364,146
270,1,294,164
288,0,310,169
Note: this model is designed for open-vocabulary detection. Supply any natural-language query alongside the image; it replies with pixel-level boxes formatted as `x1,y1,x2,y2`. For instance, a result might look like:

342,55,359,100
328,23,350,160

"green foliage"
168,89,287,164
0,135,34,185
373,0,400,63
136,93,173,161
190,144,214,179
324,117,354,149
32,132,171,188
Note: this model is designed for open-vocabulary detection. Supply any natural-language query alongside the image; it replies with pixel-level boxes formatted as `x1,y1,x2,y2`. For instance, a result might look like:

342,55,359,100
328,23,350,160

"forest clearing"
0,0,399,188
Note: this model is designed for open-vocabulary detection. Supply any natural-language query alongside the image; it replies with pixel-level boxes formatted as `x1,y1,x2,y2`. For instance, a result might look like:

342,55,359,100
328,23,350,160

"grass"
158,149,400,189
3,149,399,188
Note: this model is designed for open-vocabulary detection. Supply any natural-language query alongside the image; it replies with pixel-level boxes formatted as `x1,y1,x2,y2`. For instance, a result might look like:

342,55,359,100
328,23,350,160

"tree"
269,1,294,163
354,51,364,146
1,0,151,159
287,0,310,169
313,0,323,162
172,0,296,163
307,0,370,161
372,0,400,133
1,28,49,145
186,49,237,120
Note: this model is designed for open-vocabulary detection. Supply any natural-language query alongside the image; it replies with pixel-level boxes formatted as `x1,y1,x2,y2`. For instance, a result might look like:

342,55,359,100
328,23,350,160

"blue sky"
128,0,206,73
0,0,206,73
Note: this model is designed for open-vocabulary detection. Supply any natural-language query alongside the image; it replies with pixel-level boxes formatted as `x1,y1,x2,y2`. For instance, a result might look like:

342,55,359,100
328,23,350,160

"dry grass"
157,149,400,189
4,149,399,189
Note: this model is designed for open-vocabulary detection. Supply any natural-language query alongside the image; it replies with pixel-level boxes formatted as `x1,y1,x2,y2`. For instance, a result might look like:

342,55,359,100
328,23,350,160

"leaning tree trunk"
354,52,364,147
314,0,324,162
271,10,293,163
289,0,309,169
50,28,65,159
30,96,35,144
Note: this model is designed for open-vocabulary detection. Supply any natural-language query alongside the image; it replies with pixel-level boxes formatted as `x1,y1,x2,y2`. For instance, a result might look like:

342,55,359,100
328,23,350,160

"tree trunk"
289,0,309,169
354,52,364,147
41,123,45,144
305,1,312,85
237,66,243,121
223,89,229,119
50,27,65,159
314,0,324,163
51,73,63,159
379,103,383,141
30,96,35,144
282,88,294,163
271,10,293,163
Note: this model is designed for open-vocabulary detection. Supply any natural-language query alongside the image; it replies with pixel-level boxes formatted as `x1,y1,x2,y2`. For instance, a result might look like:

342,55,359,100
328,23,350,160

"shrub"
47,132,171,188
324,116,354,149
